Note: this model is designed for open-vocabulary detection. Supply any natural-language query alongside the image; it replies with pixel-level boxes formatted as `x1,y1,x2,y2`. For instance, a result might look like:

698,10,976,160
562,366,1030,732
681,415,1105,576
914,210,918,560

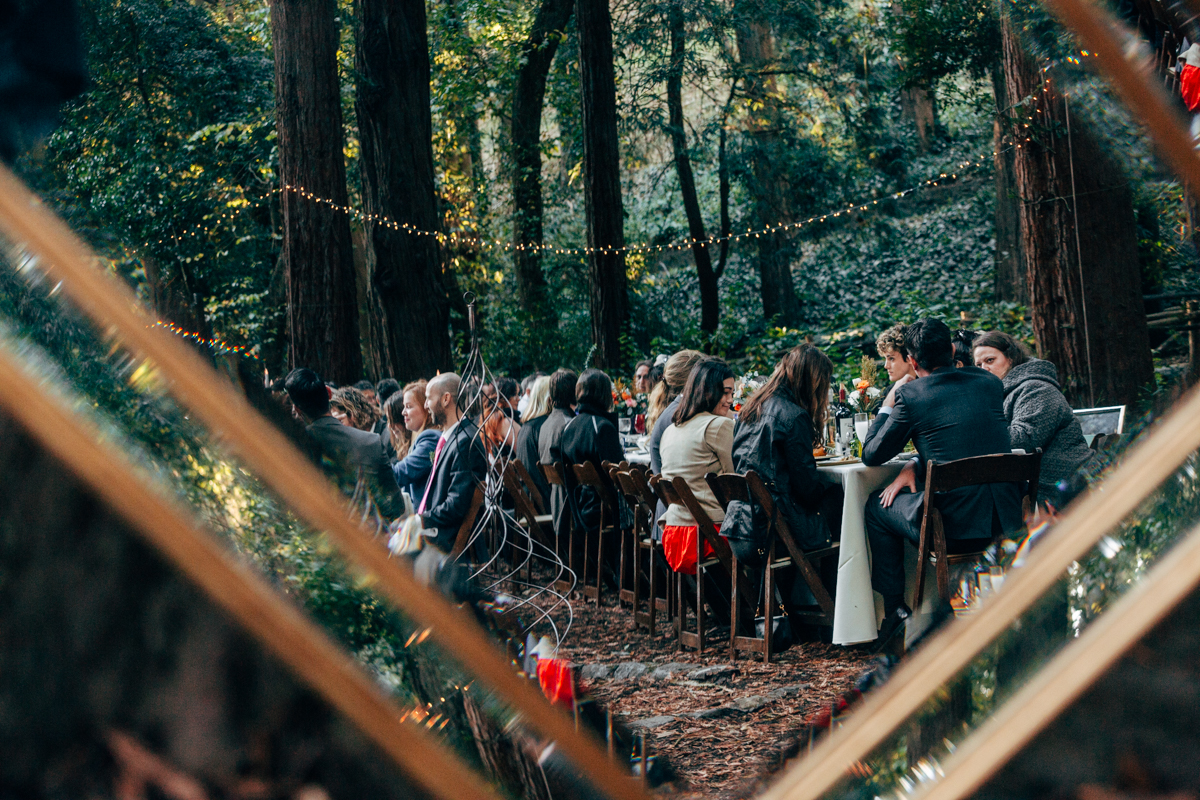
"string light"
150,319,255,357
275,151,999,258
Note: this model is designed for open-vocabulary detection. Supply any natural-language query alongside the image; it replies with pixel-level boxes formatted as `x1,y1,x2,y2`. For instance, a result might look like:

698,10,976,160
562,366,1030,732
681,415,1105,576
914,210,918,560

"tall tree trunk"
354,0,451,382
899,85,937,151
511,0,573,318
992,64,1026,304
667,4,719,335
270,0,362,385
1002,14,1152,407
576,0,628,369
736,20,802,327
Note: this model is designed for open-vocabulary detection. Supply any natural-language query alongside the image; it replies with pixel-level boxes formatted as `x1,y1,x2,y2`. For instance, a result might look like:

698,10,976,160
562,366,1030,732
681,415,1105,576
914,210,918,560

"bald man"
416,373,487,553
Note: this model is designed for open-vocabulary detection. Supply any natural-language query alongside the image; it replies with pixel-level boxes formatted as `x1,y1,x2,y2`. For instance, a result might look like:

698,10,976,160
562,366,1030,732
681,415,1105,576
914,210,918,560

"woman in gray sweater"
973,331,1095,508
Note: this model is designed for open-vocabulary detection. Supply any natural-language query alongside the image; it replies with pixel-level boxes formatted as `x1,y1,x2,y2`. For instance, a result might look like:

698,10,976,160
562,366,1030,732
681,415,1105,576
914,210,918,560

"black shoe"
873,606,911,654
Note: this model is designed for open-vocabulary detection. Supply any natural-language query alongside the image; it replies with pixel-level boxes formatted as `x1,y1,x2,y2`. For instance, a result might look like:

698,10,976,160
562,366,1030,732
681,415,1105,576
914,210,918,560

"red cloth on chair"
661,523,720,576
1183,63,1200,112
536,657,576,708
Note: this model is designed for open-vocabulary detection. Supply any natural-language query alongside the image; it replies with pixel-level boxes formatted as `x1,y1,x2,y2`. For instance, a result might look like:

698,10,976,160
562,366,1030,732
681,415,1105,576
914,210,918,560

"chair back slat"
541,462,566,487
924,451,1042,497
573,461,618,508
511,459,546,513
705,472,750,507
669,477,734,564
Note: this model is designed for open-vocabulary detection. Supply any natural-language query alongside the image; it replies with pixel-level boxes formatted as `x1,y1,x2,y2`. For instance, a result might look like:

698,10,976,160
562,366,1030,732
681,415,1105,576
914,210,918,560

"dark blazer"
391,428,440,507
419,418,487,552
862,366,1022,540
559,403,624,531
307,416,390,473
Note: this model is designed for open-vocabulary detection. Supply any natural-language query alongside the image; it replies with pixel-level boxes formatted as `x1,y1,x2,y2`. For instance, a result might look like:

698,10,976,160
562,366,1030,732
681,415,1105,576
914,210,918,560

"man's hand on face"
883,374,914,409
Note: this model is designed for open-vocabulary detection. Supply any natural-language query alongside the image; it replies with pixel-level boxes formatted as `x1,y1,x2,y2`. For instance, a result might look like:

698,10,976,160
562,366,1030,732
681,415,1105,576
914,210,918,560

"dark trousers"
865,488,985,615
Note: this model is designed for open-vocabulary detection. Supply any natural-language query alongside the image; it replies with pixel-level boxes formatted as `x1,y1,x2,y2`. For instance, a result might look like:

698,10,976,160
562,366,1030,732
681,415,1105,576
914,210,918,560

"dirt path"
528,592,875,798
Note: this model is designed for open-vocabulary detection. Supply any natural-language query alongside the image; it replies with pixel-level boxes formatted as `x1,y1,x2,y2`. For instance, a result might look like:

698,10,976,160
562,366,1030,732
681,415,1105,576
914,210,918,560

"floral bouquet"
612,379,644,418
847,355,882,413
733,372,767,413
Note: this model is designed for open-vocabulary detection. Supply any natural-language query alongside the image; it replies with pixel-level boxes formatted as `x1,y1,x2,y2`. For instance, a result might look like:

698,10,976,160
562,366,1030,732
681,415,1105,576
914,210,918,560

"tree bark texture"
899,85,938,151
577,0,629,369
736,20,802,327
270,0,363,385
354,0,451,382
0,411,429,800
1002,15,1152,407
992,65,1026,305
511,0,573,318
667,6,720,335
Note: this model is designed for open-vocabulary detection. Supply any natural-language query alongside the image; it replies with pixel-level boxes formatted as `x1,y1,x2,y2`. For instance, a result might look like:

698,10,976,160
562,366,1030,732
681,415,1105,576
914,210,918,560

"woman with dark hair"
647,349,706,473
973,330,1095,506
385,381,442,506
560,369,624,532
658,358,736,574
724,344,842,560
952,328,978,368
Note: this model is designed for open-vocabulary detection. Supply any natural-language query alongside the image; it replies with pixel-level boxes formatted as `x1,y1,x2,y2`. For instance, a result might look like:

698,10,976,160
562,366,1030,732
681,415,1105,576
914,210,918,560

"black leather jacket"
725,387,834,560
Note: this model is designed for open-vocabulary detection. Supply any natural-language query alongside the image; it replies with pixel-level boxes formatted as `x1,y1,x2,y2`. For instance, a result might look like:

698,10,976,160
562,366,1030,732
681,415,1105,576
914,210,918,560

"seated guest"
353,379,379,406
516,375,553,506
517,372,545,418
952,328,978,368
496,376,521,419
376,378,402,406
973,330,1095,508
385,381,442,506
539,368,578,535
418,373,487,553
331,386,381,432
876,323,917,385
559,369,624,532
648,349,706,473
482,375,522,456
284,368,390,480
723,345,842,562
862,318,1022,636
659,358,736,574
633,359,654,394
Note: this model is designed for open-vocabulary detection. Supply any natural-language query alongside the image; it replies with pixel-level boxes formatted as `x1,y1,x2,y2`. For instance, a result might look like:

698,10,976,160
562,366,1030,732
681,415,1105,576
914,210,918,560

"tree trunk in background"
1002,15,1152,407
737,20,802,328
577,0,628,369
269,0,362,385
992,65,1026,305
511,0,573,318
667,5,719,335
900,85,937,151
354,0,451,382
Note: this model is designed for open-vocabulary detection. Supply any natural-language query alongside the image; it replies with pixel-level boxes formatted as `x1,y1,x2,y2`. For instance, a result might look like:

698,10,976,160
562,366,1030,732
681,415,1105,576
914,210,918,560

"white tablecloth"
624,449,651,466
818,459,905,645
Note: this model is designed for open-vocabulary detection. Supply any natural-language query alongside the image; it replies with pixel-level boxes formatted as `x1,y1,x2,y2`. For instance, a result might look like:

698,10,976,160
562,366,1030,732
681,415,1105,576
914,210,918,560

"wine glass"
618,417,631,447
854,412,869,445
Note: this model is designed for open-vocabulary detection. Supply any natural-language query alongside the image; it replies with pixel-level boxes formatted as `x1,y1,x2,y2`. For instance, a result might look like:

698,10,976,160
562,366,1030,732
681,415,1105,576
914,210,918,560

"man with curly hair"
876,323,917,385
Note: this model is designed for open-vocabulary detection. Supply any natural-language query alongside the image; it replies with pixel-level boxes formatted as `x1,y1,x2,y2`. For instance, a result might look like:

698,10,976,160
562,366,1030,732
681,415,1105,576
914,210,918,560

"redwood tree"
511,0,574,318
736,19,802,327
354,0,450,382
1002,15,1152,406
667,4,722,335
269,0,362,384
577,0,629,369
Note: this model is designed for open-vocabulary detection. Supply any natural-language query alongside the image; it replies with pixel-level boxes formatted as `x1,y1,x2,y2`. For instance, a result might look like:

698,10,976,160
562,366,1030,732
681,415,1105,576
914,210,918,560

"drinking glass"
854,412,869,445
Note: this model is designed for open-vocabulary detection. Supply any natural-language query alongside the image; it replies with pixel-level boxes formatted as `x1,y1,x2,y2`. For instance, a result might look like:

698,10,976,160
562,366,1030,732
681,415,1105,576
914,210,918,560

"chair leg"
696,565,705,655
675,571,683,649
730,559,739,662
763,554,773,665
914,520,930,611
647,545,656,637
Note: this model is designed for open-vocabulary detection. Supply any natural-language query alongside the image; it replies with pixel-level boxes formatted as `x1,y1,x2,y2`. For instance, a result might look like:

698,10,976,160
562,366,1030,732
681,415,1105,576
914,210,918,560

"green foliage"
889,0,1000,88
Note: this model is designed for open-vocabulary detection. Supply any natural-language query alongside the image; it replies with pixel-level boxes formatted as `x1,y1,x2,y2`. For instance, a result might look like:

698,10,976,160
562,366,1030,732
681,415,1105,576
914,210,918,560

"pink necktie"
417,435,448,515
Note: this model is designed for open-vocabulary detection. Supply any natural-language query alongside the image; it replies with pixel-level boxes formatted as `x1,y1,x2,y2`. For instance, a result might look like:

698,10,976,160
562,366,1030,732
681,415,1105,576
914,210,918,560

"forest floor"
524,588,877,799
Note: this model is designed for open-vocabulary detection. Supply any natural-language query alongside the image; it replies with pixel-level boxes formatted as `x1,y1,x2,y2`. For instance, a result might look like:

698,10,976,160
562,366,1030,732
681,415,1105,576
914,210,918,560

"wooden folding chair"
540,462,574,594
651,475,753,655
511,458,548,515
610,467,664,632
503,464,555,583
914,450,1042,606
568,461,622,604
626,467,674,634
716,471,841,634
448,484,486,560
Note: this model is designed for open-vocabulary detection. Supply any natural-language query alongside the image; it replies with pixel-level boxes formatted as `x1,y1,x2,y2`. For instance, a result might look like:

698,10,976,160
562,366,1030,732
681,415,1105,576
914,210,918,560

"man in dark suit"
861,318,1022,634
417,372,487,553
284,368,391,478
